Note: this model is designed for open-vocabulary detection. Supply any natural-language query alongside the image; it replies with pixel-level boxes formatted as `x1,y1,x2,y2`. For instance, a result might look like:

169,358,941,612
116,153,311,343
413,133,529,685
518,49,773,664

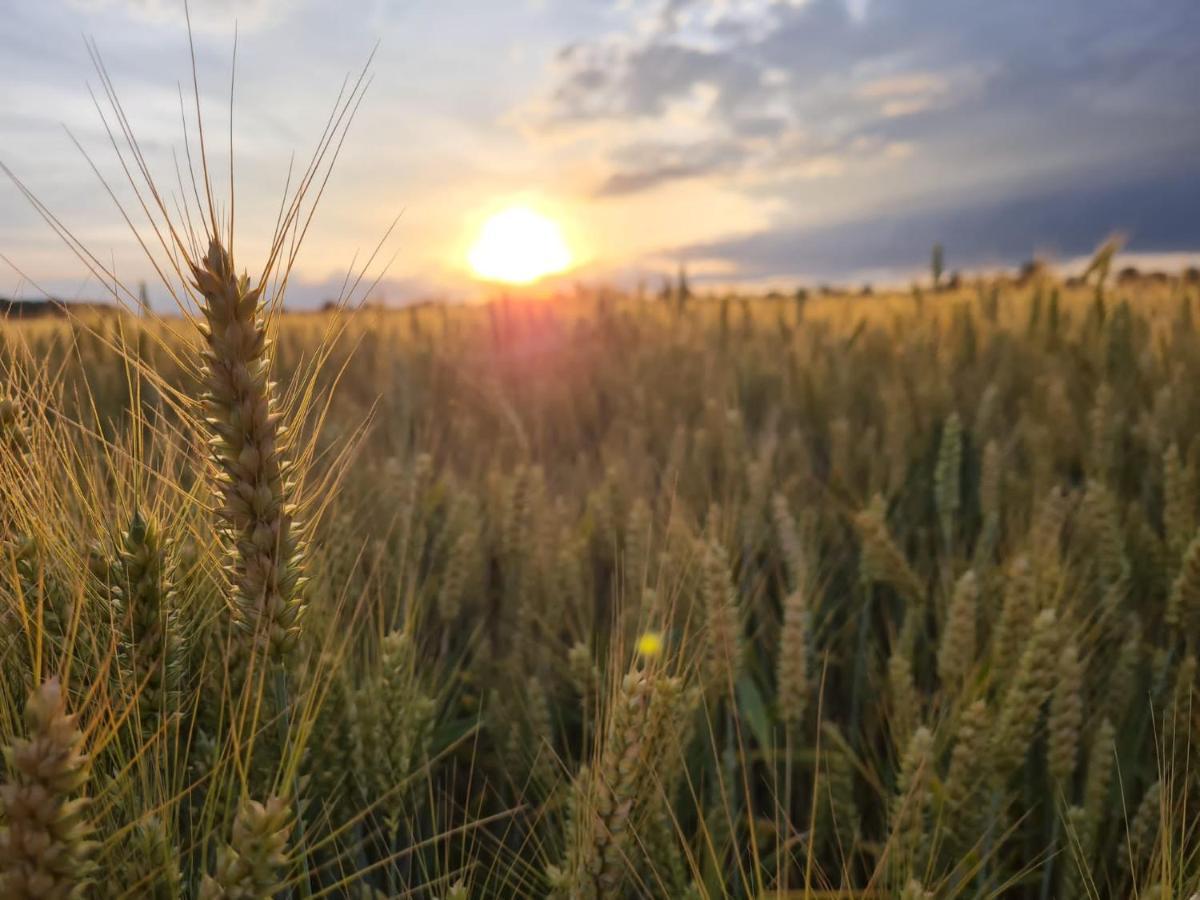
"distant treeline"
0,298,117,319
5,261,1199,318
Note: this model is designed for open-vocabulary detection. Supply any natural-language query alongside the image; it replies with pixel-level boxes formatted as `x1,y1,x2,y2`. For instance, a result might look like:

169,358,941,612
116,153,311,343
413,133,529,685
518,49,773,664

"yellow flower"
636,631,664,658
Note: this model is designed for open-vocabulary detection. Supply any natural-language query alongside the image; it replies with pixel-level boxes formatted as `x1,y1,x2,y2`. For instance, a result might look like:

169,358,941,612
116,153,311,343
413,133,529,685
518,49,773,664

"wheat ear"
191,239,307,662
0,678,95,898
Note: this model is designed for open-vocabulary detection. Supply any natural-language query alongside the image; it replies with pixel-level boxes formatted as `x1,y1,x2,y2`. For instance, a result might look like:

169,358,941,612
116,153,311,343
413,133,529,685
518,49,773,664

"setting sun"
467,206,572,285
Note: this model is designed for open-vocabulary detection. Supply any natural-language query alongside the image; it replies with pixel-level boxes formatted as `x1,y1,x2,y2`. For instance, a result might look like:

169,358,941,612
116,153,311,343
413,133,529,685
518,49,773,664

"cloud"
6,0,1200,294
856,72,949,101
533,0,1200,275
67,0,291,32
679,163,1200,282
597,137,747,195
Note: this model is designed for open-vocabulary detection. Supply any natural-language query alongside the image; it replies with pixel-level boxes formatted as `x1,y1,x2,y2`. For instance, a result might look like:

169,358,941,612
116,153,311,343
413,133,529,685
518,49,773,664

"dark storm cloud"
543,0,1200,272
682,164,1200,281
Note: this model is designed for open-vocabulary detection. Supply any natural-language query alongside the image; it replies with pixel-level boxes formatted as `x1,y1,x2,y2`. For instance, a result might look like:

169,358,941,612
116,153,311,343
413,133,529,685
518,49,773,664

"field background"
1,266,1198,898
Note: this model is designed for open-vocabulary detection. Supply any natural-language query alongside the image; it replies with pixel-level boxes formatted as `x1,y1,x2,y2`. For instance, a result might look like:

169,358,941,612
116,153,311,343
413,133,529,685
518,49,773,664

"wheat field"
2,243,1199,897
0,26,1197,897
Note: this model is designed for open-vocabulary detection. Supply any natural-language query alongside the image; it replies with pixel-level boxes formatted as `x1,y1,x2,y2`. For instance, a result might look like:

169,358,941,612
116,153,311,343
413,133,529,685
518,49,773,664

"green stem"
274,668,312,900
1040,808,1061,900
849,582,872,741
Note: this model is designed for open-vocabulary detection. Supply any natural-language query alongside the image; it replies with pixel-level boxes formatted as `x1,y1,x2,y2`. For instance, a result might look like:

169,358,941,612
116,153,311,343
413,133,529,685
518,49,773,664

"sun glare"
468,206,572,285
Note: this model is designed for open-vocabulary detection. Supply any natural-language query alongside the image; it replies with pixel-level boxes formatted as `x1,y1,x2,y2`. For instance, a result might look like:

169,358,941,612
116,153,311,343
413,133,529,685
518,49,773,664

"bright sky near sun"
1,1,1198,306
468,207,572,285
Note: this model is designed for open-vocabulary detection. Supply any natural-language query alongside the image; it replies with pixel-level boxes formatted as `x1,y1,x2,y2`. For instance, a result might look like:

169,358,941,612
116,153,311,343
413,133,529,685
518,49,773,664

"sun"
468,206,573,285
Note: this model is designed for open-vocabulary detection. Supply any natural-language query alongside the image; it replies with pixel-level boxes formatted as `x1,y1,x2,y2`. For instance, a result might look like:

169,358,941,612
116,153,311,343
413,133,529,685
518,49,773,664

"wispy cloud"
67,0,292,32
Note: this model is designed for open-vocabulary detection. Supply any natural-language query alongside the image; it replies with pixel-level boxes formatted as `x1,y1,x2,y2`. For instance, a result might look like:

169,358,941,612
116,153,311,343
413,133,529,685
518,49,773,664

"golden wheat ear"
190,237,306,665
0,677,96,897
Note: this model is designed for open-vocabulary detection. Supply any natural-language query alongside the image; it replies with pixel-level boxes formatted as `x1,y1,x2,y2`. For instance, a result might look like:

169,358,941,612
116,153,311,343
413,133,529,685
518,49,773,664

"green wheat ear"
1105,613,1142,722
942,698,991,850
1122,779,1161,879
815,722,860,852
975,439,1002,561
357,630,436,819
991,554,1036,682
1068,717,1116,884
1078,479,1126,588
199,795,293,900
937,569,978,688
887,633,918,752
1163,443,1195,562
771,493,807,593
901,878,934,900
551,665,685,899
777,586,810,732
994,608,1058,777
116,816,183,899
889,725,934,882
1168,534,1200,642
307,664,364,828
112,509,181,735
700,537,743,696
1030,486,1071,590
934,412,963,550
1047,639,1083,785
855,495,924,605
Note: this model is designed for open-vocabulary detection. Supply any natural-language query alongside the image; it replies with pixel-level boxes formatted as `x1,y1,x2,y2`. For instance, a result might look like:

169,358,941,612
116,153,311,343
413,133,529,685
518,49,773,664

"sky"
2,0,1199,307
